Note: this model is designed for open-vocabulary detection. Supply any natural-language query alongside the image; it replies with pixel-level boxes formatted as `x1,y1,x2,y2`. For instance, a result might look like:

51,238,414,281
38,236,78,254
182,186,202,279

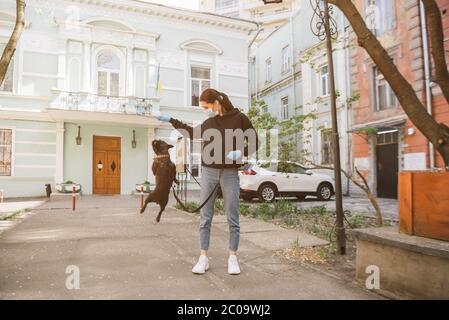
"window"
320,65,329,96
191,66,211,107
215,0,238,10
377,130,398,145
265,58,272,83
96,51,121,96
372,66,396,111
281,96,289,121
282,46,291,73
321,129,333,165
0,129,12,176
0,44,14,92
365,0,396,36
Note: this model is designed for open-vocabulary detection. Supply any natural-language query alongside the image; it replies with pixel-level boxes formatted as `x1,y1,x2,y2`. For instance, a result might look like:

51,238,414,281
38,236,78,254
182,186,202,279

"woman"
157,88,258,275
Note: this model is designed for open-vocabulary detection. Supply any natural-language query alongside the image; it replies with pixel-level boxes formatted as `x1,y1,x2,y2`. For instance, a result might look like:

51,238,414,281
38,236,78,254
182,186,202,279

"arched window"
96,50,121,96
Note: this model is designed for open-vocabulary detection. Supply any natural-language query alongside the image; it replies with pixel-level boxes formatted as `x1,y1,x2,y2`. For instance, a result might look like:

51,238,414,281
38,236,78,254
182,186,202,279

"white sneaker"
192,255,209,274
228,255,241,275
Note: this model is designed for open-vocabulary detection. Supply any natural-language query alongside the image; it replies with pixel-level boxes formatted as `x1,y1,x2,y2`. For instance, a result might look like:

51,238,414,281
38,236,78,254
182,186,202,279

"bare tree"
328,0,449,169
307,163,383,226
0,0,26,86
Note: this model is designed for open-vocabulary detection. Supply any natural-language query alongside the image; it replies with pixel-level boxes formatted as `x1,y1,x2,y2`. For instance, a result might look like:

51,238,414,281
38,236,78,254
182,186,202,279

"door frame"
92,135,122,195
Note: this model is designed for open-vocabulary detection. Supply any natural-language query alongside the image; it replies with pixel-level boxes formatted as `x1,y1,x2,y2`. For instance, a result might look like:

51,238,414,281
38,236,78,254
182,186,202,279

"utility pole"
323,0,346,255
310,0,346,254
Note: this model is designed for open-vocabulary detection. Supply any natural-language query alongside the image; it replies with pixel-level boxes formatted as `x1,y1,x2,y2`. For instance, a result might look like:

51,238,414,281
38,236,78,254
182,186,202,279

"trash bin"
45,184,52,197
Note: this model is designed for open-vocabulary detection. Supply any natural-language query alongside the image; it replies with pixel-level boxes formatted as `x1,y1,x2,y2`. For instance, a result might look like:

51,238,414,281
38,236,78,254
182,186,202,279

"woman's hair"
200,88,235,112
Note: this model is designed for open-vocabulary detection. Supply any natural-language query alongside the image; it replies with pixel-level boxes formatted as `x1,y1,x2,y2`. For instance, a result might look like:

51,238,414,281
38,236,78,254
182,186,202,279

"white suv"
239,161,335,203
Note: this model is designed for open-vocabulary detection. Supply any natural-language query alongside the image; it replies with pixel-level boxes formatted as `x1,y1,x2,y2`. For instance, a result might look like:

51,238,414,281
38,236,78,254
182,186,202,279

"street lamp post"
310,0,346,255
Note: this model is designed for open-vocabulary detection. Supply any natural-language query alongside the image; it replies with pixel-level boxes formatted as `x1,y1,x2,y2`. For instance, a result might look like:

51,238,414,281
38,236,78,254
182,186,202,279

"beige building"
199,0,300,39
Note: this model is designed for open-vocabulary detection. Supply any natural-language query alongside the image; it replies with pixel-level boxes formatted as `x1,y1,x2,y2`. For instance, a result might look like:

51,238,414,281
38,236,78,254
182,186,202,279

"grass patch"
174,201,200,213
0,209,29,221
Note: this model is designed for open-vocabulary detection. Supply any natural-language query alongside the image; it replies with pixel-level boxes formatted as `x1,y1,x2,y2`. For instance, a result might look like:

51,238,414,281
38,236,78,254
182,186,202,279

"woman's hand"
157,114,171,122
226,150,242,161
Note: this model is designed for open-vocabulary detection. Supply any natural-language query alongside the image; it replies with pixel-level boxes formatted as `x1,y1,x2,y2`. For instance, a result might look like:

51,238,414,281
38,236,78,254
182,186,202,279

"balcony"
50,90,158,116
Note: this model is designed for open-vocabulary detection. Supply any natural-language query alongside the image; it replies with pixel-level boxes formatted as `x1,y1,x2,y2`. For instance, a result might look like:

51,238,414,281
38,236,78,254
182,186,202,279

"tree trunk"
422,0,449,104
0,0,26,86
329,0,449,169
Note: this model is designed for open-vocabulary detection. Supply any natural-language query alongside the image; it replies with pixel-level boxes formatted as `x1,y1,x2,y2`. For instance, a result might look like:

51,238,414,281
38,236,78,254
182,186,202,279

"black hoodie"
169,108,258,169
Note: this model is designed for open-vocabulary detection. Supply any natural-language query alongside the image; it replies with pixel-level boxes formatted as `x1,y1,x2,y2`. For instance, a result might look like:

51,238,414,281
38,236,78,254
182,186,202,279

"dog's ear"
167,144,174,149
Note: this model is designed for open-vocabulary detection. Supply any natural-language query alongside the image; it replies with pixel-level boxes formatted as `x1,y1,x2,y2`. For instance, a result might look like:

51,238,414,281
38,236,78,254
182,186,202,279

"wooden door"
376,143,398,199
93,136,121,195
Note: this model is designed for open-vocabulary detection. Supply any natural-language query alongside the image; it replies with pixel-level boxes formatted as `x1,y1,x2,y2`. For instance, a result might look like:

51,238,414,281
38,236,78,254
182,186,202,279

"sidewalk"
0,195,381,299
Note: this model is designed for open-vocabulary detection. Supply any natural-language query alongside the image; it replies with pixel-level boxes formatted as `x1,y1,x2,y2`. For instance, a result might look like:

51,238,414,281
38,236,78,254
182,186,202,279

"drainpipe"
248,23,263,107
419,0,435,169
343,21,352,195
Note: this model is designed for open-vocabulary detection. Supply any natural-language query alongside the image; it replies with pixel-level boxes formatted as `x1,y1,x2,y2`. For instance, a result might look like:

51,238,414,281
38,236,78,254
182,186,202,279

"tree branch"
328,0,449,167
423,0,449,104
0,0,26,86
306,163,383,226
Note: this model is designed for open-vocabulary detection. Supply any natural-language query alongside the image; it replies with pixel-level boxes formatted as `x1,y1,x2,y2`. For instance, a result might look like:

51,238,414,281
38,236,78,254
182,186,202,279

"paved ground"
0,195,381,299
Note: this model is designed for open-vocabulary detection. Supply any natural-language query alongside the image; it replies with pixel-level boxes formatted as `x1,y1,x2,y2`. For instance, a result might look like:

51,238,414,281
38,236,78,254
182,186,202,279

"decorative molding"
27,0,257,33
180,39,223,55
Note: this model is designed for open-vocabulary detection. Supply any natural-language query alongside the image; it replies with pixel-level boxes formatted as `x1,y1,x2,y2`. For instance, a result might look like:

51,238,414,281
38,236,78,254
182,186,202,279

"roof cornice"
33,0,258,33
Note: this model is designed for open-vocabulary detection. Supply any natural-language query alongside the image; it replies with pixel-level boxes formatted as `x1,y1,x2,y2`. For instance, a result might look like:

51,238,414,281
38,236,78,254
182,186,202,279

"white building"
199,0,300,40
0,0,257,197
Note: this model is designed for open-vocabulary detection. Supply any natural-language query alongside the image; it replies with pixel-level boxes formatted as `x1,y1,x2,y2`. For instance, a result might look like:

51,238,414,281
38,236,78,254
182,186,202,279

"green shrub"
214,199,225,214
240,203,251,216
174,201,200,213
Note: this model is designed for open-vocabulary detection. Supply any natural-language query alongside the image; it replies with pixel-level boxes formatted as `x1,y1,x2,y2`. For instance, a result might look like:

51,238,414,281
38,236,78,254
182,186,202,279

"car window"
259,162,278,172
277,162,296,174
292,164,307,174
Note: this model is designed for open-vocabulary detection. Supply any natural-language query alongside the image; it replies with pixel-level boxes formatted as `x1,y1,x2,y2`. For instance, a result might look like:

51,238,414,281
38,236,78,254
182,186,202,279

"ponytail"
200,88,235,113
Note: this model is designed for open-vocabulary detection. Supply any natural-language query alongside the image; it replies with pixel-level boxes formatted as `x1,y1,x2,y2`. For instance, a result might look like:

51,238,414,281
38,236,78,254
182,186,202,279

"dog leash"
172,167,221,213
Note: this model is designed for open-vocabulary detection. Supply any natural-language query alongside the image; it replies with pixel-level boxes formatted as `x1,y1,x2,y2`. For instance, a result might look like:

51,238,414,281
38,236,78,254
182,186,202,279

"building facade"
0,0,257,197
350,0,449,199
249,3,352,193
199,0,300,40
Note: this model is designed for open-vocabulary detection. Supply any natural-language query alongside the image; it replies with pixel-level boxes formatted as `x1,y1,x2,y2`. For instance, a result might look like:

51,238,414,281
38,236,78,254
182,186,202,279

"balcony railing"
50,90,158,116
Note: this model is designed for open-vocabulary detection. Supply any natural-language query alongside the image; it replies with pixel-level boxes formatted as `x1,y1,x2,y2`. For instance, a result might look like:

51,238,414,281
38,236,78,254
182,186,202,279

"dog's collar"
154,155,170,160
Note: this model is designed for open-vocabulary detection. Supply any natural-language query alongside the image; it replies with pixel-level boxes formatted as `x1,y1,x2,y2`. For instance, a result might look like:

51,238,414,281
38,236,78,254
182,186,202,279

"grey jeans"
199,166,240,252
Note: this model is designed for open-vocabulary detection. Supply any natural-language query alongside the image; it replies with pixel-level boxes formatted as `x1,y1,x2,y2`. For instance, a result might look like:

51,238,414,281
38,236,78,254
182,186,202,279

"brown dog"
140,140,178,222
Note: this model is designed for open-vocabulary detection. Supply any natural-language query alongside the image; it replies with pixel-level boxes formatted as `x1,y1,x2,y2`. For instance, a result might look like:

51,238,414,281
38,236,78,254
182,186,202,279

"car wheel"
258,183,277,203
317,183,333,201
296,194,306,201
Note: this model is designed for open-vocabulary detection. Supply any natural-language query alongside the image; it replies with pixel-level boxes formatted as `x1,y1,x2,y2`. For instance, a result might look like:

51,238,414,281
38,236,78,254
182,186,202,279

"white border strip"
15,165,56,169
16,153,57,157
16,129,57,133
15,141,56,145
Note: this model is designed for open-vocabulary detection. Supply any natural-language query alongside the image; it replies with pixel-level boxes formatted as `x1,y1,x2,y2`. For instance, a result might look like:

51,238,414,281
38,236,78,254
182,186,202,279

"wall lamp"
132,130,137,149
76,126,82,145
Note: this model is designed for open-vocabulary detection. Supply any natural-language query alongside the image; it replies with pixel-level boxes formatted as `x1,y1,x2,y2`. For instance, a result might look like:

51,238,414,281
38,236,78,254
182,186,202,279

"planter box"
56,183,82,194
399,171,449,241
